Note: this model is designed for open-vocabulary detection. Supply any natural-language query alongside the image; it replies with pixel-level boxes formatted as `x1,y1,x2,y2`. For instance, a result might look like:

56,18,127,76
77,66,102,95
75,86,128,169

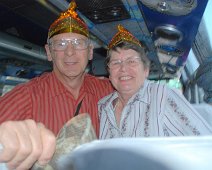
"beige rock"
32,113,97,170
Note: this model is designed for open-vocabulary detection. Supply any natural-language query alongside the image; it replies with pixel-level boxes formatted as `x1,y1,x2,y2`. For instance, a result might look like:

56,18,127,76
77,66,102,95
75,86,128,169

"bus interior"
0,0,212,169
0,0,211,105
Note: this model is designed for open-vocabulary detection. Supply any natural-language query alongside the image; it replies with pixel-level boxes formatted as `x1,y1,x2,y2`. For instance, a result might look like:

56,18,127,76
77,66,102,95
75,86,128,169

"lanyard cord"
74,99,83,117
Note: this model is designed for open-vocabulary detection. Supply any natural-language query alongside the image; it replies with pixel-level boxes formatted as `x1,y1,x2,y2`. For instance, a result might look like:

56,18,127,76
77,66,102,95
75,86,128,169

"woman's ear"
145,67,150,78
45,44,53,61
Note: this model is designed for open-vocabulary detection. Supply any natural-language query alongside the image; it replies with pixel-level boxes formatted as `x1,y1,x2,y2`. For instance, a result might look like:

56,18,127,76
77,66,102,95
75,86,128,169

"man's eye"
72,39,83,45
56,42,66,46
61,42,67,46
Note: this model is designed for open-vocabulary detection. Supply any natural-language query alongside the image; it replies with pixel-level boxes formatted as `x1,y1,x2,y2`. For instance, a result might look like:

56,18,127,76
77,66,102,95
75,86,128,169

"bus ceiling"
0,0,210,80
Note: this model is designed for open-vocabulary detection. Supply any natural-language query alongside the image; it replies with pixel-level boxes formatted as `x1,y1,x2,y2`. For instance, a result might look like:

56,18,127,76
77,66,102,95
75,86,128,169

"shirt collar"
49,72,96,98
49,72,68,97
104,79,150,107
135,79,150,104
82,74,96,95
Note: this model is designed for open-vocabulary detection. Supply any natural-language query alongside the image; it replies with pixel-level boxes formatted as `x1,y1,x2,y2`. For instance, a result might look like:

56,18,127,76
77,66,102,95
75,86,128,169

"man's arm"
0,120,56,170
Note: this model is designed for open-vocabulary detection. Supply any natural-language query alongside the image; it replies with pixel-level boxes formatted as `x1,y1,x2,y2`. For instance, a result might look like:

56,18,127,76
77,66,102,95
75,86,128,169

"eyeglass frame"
48,38,90,51
107,56,142,69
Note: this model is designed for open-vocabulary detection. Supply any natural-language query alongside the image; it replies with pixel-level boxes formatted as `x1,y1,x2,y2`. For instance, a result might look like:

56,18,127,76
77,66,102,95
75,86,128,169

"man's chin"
65,72,85,79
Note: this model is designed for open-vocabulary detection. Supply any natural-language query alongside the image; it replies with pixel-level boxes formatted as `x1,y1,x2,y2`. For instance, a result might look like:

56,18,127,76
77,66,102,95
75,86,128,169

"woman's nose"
119,61,127,71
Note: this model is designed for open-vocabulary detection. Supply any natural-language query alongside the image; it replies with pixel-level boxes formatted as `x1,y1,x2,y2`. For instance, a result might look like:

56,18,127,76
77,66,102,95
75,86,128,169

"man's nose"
66,41,75,49
64,42,76,55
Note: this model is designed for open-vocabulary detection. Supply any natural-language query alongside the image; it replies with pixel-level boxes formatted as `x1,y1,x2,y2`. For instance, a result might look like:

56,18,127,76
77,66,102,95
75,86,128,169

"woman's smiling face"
108,48,149,97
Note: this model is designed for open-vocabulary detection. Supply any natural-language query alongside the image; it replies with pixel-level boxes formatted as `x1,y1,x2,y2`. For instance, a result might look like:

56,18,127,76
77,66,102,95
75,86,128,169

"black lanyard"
74,99,83,117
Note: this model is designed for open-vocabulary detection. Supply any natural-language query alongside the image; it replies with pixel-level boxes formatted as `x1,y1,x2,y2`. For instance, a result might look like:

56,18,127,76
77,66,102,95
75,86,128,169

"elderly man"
0,1,113,169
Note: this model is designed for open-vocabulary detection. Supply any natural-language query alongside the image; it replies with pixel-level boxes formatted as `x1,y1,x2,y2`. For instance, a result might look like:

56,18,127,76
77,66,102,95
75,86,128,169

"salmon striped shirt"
0,72,113,136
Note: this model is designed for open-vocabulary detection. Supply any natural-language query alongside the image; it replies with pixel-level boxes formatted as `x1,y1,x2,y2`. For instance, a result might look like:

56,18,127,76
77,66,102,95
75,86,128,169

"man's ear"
88,44,94,60
45,44,53,61
109,75,111,81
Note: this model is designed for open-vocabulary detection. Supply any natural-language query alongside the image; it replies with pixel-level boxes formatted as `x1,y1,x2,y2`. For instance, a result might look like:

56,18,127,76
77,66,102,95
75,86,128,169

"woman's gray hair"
106,42,150,69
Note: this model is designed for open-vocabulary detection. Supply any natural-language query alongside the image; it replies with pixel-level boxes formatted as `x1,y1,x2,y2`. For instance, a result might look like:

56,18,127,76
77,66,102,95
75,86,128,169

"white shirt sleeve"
163,87,212,135
192,103,212,127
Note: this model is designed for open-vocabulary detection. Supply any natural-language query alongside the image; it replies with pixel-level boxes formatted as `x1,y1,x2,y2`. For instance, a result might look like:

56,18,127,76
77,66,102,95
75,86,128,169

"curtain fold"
192,19,212,64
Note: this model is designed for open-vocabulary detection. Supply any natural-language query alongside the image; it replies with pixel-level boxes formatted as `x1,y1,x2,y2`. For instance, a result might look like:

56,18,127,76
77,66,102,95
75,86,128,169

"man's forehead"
51,33,87,40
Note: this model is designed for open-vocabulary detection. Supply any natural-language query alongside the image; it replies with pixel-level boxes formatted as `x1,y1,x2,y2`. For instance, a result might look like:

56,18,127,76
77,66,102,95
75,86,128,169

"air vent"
154,25,183,42
156,45,184,57
75,0,130,23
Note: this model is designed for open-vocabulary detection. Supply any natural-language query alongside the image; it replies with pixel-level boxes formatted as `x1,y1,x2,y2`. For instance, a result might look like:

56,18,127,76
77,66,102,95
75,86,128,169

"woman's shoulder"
145,80,168,91
98,92,114,105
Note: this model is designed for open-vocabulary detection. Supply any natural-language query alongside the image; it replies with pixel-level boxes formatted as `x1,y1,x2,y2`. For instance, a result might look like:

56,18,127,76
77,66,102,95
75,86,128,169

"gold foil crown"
108,25,142,49
48,1,89,39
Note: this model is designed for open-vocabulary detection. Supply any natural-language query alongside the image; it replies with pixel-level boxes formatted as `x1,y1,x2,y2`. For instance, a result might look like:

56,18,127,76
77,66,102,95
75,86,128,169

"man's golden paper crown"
108,25,142,49
48,1,89,39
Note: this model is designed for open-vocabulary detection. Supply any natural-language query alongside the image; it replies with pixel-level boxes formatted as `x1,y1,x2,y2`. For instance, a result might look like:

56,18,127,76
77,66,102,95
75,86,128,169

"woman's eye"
74,41,80,45
113,61,121,65
128,60,135,63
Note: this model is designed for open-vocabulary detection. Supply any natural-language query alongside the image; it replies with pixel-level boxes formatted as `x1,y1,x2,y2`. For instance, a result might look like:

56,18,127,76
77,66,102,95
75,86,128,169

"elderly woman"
98,25,212,139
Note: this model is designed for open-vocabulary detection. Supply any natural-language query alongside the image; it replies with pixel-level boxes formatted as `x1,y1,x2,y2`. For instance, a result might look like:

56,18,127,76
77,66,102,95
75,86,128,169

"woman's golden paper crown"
108,25,142,49
48,1,89,39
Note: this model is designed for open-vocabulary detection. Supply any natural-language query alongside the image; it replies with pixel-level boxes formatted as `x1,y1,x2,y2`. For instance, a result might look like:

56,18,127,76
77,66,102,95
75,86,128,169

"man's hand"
0,120,56,170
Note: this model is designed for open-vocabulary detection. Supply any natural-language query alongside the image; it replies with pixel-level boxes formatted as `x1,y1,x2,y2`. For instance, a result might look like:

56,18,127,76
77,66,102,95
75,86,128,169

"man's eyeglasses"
49,38,90,51
108,56,141,69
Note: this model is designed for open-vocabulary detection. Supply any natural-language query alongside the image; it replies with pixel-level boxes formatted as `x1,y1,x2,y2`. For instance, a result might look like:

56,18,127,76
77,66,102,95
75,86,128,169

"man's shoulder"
85,74,110,83
25,72,53,87
84,74,113,96
84,74,112,88
10,72,53,94
1,72,53,98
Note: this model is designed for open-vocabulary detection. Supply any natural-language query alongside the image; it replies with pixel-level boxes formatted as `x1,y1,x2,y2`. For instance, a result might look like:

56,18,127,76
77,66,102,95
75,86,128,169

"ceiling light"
154,24,183,42
140,0,197,16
